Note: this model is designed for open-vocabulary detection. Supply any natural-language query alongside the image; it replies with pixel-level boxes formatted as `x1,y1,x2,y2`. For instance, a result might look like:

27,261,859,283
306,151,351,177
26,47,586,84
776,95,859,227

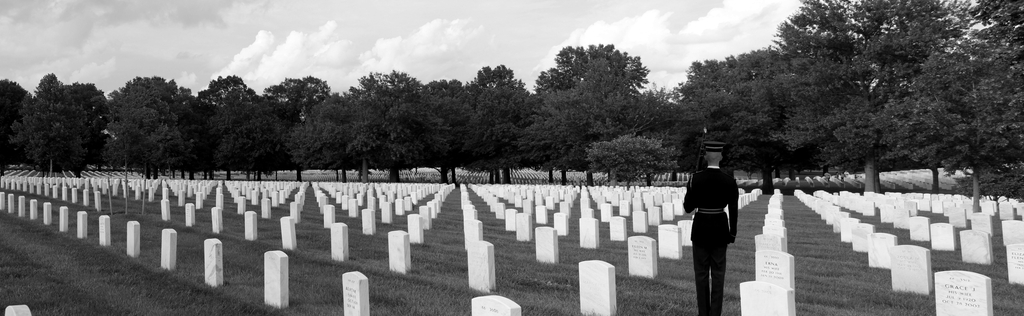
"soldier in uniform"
683,140,738,316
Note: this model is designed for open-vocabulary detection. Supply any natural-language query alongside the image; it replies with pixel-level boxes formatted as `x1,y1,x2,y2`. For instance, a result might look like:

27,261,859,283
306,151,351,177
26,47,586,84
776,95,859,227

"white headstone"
343,271,370,316
756,250,795,290
389,231,411,274
161,229,177,270
628,236,657,278
362,209,376,235
264,250,289,308
632,211,648,233
934,270,992,316
76,211,88,239
1008,243,1024,285
579,260,616,316
1003,221,1024,246
959,230,992,265
211,207,223,234
657,225,682,259
852,223,875,253
59,206,68,232
931,223,957,251
408,214,424,244
535,226,558,264
755,234,787,253
609,217,626,241
331,223,349,261
516,213,532,242
245,211,258,241
869,233,897,269
204,238,223,287
909,216,931,241
554,213,568,236
579,218,599,249
471,295,522,316
185,203,195,227
280,217,297,250
98,215,111,247
468,241,496,292
740,281,795,316
889,245,932,295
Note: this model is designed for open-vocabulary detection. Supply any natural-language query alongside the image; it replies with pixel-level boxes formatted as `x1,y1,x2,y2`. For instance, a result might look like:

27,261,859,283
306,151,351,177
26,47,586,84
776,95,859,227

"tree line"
1,0,1023,204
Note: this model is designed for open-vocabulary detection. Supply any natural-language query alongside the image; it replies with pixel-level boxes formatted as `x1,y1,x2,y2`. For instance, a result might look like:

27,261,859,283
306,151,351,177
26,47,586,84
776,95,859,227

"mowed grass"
0,184,1022,315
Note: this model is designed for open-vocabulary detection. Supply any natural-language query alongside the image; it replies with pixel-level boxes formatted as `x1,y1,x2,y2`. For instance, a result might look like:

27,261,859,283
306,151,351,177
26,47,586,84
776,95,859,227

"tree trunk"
440,167,449,184
774,168,781,179
972,167,981,213
548,169,554,183
930,166,940,193
245,171,250,180
761,166,775,193
502,168,512,184
863,157,877,193
488,170,495,184
360,158,369,182
561,169,567,186
389,167,400,182
610,169,618,186
256,171,262,181
788,169,795,181
336,169,339,182
226,169,232,181
144,164,150,179
296,168,302,182
586,170,594,186
451,168,458,185
342,169,347,183
189,170,195,180
822,165,829,176
670,171,677,182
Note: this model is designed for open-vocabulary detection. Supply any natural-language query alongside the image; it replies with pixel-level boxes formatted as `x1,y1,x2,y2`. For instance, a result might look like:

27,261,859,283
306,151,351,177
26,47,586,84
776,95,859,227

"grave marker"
628,236,658,278
264,251,289,308
931,223,957,251
281,217,297,250
99,215,111,247
960,230,992,265
740,281,795,316
909,216,931,241
658,225,682,259
389,231,411,274
580,218,599,249
76,211,87,239
161,229,177,270
579,260,616,316
471,295,521,316
127,221,141,258
468,241,496,292
890,245,932,295
869,233,897,269
245,211,257,241
205,238,223,287
1008,244,1024,285
756,250,795,290
343,271,370,316
536,227,559,264
935,271,992,316
331,223,349,261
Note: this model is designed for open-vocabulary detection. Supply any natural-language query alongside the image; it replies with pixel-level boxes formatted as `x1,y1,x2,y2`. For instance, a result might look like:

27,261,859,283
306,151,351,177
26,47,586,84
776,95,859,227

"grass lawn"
0,182,1021,315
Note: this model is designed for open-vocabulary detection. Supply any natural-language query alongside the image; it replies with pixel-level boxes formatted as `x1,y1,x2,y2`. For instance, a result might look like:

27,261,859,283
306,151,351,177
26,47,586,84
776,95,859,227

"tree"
346,71,433,182
973,0,1024,64
465,65,535,184
287,94,354,180
199,75,271,180
104,77,190,179
586,135,676,186
66,82,109,169
676,49,818,192
0,79,28,175
265,76,332,181
888,38,1024,211
530,45,659,185
776,0,972,192
421,79,472,184
10,74,89,176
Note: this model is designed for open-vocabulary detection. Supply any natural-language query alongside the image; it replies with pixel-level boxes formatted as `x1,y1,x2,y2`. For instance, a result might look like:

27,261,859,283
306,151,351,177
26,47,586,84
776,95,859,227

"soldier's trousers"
692,245,728,316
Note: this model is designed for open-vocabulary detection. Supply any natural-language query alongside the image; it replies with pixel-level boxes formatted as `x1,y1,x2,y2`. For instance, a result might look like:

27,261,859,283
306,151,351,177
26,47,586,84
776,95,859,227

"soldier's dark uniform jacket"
683,167,739,247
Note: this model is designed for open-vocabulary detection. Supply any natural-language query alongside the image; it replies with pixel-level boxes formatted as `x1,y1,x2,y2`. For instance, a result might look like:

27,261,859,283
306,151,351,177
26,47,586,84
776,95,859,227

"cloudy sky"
0,0,802,95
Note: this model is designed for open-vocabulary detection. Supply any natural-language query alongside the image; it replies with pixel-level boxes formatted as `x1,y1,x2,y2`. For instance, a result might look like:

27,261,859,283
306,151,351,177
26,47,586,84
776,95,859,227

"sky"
0,0,803,95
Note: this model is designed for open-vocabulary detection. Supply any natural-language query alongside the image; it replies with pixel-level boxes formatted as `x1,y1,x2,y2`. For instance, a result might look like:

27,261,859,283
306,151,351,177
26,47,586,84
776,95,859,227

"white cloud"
69,58,117,83
353,19,485,79
211,19,486,92
176,71,197,87
534,0,801,89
